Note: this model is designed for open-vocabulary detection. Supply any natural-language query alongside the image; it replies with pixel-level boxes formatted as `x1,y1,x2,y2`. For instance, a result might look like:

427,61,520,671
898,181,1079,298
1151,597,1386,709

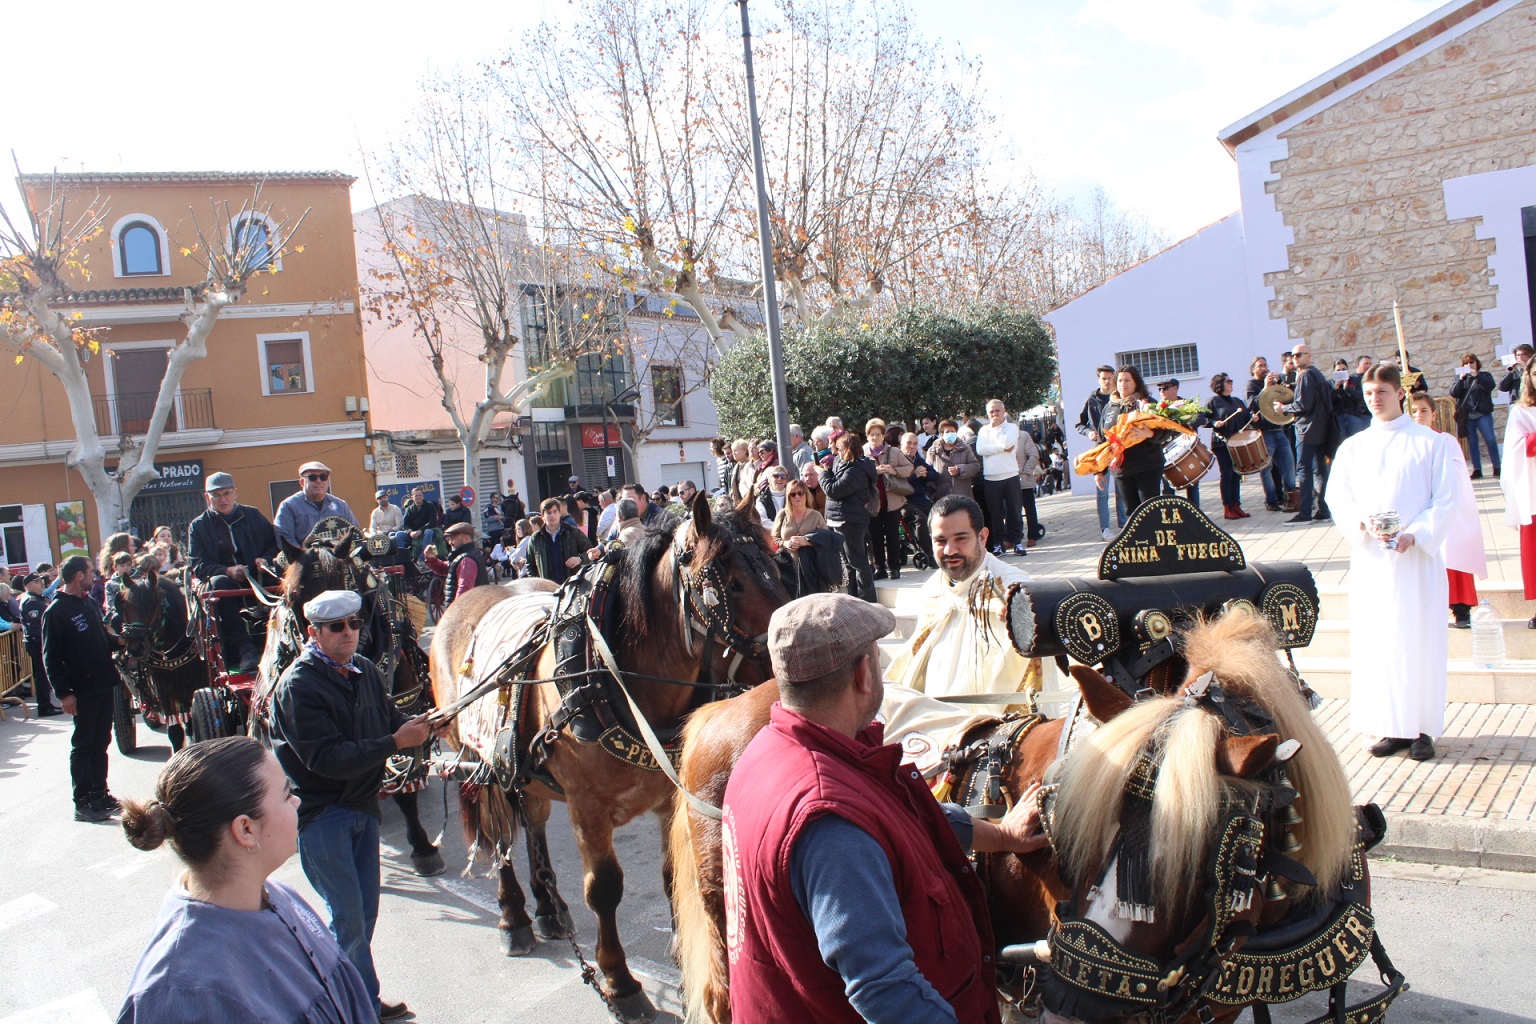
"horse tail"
669,796,730,1024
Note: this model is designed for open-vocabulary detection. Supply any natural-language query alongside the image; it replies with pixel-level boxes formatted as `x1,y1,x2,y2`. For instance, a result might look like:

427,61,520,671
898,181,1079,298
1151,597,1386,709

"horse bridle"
114,578,199,672
671,527,772,688
1036,672,1406,1024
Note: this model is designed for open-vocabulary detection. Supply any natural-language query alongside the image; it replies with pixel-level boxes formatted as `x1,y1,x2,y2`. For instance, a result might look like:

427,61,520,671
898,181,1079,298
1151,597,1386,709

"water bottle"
1470,599,1505,669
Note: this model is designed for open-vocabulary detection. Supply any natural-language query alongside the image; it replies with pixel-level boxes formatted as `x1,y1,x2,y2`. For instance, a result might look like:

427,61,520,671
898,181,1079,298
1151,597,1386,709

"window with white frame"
258,332,313,395
651,363,684,426
232,213,280,272
1115,344,1200,381
111,214,169,278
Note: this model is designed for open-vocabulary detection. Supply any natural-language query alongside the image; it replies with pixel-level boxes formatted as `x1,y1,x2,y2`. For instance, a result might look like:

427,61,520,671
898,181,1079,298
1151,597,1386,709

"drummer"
1245,357,1298,513
1155,378,1208,509
1208,373,1255,520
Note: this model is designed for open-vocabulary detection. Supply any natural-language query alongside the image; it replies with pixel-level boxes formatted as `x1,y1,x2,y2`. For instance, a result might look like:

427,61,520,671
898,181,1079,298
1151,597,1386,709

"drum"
1162,434,1215,489
1226,429,1271,476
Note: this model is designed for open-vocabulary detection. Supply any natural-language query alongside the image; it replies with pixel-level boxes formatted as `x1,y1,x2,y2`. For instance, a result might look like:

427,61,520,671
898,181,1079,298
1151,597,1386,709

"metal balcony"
92,389,216,436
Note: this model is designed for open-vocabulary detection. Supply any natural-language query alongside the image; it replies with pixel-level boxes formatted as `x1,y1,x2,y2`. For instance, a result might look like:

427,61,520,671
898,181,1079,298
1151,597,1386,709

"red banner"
581,424,622,448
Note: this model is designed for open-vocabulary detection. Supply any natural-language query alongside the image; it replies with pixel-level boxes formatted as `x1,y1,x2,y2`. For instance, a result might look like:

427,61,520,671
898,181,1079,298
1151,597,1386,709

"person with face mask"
924,420,980,501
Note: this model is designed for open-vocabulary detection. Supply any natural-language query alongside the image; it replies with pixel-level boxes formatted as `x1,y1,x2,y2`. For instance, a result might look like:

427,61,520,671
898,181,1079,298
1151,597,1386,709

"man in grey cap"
274,461,360,552
186,471,279,672
268,589,440,1021
721,593,1045,1024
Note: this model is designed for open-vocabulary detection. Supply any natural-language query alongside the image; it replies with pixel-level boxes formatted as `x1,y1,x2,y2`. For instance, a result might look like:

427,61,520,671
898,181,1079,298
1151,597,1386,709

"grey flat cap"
769,593,894,683
205,472,235,492
303,589,362,624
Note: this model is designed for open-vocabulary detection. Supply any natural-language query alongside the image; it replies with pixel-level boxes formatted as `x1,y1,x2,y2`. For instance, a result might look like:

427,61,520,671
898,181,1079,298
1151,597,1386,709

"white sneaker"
1102,528,1116,541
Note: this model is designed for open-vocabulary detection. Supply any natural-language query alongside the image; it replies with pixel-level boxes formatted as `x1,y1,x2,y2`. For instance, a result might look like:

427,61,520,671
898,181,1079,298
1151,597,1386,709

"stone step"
1319,582,1531,621
1291,656,1536,704
1308,619,1536,660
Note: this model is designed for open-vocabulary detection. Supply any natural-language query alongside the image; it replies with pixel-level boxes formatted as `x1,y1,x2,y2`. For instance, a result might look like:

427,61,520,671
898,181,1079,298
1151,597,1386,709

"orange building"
0,171,374,569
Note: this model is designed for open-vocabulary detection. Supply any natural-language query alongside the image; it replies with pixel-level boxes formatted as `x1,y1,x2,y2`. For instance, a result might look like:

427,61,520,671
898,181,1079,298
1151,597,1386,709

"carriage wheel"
187,687,231,744
112,683,139,755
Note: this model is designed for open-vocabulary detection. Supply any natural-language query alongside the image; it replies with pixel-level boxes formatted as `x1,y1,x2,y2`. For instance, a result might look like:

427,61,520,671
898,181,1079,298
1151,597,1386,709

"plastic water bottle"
1470,600,1505,669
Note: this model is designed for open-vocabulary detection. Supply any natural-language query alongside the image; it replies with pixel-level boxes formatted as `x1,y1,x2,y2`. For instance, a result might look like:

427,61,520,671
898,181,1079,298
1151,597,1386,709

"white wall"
1047,214,1252,496
1444,164,1536,358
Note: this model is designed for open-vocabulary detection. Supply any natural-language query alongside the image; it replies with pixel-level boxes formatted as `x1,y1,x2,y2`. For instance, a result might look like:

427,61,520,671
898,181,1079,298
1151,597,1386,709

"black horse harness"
1033,673,1408,1024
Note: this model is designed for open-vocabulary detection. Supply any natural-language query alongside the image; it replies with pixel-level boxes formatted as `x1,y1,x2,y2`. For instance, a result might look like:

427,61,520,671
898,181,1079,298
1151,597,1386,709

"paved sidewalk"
875,475,1536,869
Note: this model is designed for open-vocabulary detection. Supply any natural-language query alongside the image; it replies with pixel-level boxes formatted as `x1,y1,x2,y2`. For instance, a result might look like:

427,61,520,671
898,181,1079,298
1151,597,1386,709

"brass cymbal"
1258,384,1295,426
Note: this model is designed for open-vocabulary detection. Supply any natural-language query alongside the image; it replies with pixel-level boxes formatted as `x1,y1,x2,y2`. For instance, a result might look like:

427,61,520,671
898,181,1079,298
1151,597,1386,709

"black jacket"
19,591,45,648
530,526,589,584
1283,365,1334,446
1207,393,1252,441
268,649,406,828
1332,374,1368,418
1076,389,1113,440
41,592,118,699
187,504,279,583
1500,365,1523,398
822,456,878,526
1451,370,1496,418
442,505,473,530
403,500,442,533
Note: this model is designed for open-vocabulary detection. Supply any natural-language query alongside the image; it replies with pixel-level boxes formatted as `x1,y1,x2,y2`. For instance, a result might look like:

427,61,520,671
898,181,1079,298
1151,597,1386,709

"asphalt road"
3,712,1533,1024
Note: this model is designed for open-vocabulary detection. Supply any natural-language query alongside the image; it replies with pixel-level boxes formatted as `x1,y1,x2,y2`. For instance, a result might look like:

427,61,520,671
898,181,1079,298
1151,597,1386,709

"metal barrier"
0,627,32,720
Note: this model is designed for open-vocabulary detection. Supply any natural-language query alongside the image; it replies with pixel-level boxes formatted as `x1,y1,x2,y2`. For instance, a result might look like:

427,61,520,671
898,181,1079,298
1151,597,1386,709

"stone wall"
1264,0,1536,396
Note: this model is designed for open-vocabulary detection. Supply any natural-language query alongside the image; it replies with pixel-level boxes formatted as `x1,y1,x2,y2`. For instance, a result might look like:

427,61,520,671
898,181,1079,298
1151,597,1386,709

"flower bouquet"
1148,396,1209,427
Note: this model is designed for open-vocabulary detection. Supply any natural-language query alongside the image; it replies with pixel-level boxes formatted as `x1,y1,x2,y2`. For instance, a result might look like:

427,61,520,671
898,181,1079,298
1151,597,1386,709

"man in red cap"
722,593,1045,1024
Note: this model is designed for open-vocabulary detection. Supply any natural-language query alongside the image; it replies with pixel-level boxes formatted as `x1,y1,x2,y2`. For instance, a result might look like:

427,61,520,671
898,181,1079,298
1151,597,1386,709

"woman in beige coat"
864,418,914,580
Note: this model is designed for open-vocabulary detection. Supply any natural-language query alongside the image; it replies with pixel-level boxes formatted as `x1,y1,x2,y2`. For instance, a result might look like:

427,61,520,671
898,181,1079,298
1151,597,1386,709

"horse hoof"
534,910,576,940
499,924,536,957
608,989,656,1024
410,850,446,877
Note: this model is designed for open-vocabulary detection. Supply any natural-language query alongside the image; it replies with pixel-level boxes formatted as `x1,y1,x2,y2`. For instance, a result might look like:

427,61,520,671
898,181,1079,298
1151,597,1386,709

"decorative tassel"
1115,751,1158,922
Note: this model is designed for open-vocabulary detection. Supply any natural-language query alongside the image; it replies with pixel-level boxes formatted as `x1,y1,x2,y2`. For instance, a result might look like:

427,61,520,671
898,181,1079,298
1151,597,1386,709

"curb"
1377,812,1536,873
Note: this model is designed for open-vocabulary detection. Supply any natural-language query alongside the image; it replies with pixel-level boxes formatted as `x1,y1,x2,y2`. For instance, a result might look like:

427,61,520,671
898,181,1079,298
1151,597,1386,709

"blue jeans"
1466,413,1500,473
1296,440,1331,520
298,806,382,1006
1260,430,1297,505
393,528,435,556
1095,476,1112,531
1337,413,1369,442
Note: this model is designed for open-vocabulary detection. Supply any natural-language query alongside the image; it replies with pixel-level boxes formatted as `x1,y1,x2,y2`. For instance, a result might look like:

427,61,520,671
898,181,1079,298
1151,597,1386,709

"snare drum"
1225,429,1271,476
1162,434,1215,489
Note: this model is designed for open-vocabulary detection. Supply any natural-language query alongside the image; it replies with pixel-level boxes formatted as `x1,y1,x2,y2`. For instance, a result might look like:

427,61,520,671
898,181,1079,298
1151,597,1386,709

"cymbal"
1258,384,1295,426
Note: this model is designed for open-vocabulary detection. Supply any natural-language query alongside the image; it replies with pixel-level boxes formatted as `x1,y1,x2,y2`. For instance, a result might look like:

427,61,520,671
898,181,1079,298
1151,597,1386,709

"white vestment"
1500,404,1536,528
887,552,1031,698
1328,414,1459,738
1439,433,1487,578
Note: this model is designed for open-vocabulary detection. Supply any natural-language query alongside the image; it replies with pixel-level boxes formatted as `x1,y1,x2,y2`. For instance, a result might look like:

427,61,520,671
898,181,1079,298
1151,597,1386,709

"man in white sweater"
976,399,1026,556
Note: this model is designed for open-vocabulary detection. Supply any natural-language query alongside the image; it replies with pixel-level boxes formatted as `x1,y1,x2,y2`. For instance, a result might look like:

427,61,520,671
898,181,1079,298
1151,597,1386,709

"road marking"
0,989,111,1024
0,893,57,934
435,877,501,915
86,852,154,880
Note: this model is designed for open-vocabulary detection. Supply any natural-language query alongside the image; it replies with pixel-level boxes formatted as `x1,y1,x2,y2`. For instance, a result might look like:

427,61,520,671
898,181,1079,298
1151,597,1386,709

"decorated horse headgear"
671,523,772,687
1036,672,1406,1024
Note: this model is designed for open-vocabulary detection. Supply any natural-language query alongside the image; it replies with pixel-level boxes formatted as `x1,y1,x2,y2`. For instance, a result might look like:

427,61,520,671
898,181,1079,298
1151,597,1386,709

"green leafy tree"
712,306,1055,439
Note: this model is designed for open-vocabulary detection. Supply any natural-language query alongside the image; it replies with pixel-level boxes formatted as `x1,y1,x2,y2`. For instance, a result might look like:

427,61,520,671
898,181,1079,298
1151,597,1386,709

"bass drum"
1162,434,1215,489
1226,429,1271,476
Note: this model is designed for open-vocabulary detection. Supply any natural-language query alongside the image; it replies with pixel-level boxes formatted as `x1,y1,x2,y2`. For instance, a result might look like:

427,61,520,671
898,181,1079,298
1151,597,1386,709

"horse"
250,518,446,876
428,493,787,1023
667,663,1135,1024
112,568,202,752
1039,612,1401,1024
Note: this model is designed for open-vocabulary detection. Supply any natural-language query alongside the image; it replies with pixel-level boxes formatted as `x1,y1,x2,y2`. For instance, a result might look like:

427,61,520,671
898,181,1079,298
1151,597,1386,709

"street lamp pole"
737,0,792,461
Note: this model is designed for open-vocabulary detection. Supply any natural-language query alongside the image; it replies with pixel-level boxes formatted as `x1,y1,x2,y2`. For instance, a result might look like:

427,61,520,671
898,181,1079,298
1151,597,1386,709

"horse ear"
1218,734,1279,778
688,489,713,541
1069,664,1134,723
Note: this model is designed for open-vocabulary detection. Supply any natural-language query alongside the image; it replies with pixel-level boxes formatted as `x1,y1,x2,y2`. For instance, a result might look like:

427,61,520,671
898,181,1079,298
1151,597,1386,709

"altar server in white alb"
1327,364,1460,761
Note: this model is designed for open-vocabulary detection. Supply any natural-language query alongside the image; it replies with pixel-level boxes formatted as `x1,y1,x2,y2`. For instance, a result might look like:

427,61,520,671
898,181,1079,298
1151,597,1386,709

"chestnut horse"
1041,613,1385,1024
429,494,787,1023
668,666,1134,1024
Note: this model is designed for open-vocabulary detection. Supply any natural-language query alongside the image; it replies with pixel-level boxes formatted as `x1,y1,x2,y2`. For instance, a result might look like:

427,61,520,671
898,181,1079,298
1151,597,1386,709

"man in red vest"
722,594,1046,1024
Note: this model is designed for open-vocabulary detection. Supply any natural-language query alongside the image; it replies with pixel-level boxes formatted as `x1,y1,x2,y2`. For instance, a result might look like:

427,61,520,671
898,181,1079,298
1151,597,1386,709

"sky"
2,0,1452,243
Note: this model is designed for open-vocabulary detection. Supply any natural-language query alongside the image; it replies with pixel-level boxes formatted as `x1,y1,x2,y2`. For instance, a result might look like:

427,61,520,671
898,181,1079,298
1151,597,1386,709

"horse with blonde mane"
1041,612,1400,1024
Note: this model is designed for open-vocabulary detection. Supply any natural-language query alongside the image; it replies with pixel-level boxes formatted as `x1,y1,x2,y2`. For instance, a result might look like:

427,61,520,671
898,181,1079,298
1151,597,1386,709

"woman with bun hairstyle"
118,736,378,1023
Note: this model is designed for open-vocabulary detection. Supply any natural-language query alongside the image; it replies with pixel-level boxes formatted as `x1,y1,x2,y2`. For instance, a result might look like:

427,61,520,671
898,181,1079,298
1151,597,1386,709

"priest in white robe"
1328,364,1460,761
887,494,1032,699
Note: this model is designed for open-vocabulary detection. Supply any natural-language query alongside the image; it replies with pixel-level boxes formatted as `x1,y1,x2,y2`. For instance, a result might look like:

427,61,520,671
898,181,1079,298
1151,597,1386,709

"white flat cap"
303,589,362,624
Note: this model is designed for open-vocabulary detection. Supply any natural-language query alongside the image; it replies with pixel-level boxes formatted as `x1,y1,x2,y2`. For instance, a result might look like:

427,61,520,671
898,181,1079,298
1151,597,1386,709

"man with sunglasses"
268,589,442,1021
274,461,360,553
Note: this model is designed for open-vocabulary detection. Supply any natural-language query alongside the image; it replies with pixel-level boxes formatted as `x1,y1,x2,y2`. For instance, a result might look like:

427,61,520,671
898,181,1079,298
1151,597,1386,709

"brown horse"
112,569,201,752
1040,613,1373,1024
667,665,1134,1024
429,494,788,1023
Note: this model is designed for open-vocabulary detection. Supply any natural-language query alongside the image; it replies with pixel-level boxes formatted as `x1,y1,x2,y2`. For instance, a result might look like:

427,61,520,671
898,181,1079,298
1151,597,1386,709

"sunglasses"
304,473,330,482
321,617,364,633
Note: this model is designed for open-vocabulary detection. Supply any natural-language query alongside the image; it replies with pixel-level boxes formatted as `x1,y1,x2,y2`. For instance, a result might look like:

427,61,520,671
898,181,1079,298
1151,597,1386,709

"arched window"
112,215,168,277
231,213,278,272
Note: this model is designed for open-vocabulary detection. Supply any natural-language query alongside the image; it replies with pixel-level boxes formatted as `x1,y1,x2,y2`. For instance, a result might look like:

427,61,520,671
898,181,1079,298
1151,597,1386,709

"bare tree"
362,75,623,479
0,174,305,532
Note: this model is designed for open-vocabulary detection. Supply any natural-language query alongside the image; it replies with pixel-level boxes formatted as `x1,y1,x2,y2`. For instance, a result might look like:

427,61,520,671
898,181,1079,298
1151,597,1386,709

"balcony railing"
93,389,216,436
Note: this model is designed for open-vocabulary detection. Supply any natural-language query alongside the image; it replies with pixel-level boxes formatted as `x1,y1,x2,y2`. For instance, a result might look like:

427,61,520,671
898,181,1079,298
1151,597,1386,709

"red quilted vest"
722,702,1000,1024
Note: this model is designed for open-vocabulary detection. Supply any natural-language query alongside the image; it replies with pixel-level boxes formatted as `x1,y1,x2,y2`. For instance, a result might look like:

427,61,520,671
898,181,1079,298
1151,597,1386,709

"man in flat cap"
187,471,279,672
722,593,1045,1024
267,589,440,1021
274,461,360,553
442,521,489,606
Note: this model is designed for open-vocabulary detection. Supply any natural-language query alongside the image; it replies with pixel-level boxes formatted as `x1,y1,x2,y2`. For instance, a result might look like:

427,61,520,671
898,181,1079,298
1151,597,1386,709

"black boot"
1451,604,1471,629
